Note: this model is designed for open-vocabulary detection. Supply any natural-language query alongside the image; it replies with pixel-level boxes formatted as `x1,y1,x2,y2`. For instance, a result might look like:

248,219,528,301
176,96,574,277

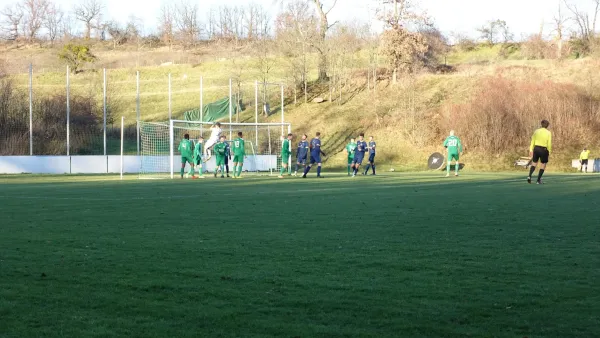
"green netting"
184,96,240,122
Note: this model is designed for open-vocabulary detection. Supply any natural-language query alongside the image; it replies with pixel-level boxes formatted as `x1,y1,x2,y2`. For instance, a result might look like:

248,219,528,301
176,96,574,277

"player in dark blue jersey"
294,134,309,176
302,132,326,178
364,136,377,175
352,133,368,177
224,140,231,177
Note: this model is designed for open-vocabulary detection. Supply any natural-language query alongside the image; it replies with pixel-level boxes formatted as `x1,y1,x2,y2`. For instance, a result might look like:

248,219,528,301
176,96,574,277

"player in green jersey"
231,131,246,178
213,135,227,178
443,130,463,177
345,138,357,176
178,134,195,179
279,133,293,178
193,136,205,178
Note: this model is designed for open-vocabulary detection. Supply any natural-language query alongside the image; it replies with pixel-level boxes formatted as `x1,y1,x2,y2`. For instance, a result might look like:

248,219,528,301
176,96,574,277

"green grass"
1,172,599,337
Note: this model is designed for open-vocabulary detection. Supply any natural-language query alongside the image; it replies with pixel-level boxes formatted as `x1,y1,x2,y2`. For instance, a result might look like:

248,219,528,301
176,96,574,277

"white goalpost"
139,120,292,179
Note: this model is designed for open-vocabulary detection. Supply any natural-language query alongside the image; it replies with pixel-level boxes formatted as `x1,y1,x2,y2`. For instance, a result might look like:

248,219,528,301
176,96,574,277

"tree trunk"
316,0,329,81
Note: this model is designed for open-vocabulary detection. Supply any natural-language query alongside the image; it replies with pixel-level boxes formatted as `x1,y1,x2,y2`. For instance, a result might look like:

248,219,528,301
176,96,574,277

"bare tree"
206,7,216,40
73,0,103,39
564,0,600,42
60,13,74,40
1,4,25,41
174,0,200,48
44,2,63,44
158,3,175,49
553,2,568,58
477,20,510,45
22,0,50,41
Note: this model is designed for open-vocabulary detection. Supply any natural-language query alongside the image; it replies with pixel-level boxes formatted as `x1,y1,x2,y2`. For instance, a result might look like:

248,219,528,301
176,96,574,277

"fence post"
281,84,284,136
255,80,258,150
29,64,33,156
120,116,124,180
229,77,232,140
136,70,140,156
103,68,107,156
200,75,203,136
66,65,70,156
168,73,172,120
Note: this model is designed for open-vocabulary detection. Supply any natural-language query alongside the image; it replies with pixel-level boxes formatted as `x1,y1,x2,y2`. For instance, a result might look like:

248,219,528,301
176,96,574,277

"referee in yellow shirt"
528,120,551,184
580,147,590,173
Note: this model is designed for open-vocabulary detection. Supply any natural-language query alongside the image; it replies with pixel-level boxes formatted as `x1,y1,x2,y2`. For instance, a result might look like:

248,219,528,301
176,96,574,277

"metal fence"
0,64,286,156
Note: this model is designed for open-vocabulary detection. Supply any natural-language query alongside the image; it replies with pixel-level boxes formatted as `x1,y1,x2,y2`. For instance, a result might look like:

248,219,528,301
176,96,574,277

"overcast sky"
48,0,596,40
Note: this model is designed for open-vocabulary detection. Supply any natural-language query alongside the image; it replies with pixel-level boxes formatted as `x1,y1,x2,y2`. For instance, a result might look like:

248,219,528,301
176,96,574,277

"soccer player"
213,135,227,178
178,134,195,179
302,132,326,178
443,130,463,177
231,131,245,178
203,122,222,161
364,136,377,175
351,133,367,177
528,120,552,184
580,147,590,173
294,134,309,176
193,136,205,178
345,138,356,176
224,138,232,178
279,133,293,178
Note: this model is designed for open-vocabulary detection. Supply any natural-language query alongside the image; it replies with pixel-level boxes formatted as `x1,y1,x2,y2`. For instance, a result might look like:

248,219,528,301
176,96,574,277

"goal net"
139,120,292,179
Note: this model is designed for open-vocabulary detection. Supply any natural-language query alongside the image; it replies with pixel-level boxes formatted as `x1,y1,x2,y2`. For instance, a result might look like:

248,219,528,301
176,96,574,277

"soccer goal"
139,120,292,179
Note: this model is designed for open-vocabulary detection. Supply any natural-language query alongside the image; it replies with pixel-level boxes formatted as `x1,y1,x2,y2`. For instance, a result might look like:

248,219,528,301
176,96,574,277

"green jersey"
178,139,193,157
346,142,357,159
443,135,463,154
214,142,227,157
232,137,245,156
282,139,291,157
193,141,203,158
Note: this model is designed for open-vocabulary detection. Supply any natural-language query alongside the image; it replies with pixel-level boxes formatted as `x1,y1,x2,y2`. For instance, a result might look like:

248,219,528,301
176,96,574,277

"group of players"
176,122,379,179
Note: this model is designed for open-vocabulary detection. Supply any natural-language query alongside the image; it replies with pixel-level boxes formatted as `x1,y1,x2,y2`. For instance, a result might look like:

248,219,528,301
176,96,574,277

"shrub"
58,44,97,73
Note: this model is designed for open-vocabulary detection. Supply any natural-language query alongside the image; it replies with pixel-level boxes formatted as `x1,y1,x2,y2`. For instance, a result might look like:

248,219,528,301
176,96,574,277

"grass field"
1,172,599,337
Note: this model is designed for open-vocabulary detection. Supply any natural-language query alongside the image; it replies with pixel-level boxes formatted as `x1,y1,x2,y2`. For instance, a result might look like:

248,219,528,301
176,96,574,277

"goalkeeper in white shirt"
203,122,222,161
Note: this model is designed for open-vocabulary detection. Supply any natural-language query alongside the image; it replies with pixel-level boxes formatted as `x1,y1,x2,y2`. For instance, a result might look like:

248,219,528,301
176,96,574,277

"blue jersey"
368,141,376,154
355,140,367,157
310,138,321,155
297,140,309,158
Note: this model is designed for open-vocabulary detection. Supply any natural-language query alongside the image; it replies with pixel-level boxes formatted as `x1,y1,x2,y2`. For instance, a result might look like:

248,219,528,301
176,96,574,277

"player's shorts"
347,157,354,165
233,155,244,163
448,152,460,162
352,155,364,165
282,153,291,163
181,156,193,164
205,137,219,149
368,153,376,162
215,156,225,166
532,146,549,164
581,159,589,165
297,156,307,165
195,156,202,165
310,153,321,164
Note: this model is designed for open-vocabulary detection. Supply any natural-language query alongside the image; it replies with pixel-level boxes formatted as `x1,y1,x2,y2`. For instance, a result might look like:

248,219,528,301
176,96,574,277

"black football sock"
538,169,545,181
372,165,376,174
528,166,536,178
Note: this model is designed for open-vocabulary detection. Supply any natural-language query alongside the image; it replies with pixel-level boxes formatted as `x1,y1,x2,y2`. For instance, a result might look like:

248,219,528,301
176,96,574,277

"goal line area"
139,120,292,179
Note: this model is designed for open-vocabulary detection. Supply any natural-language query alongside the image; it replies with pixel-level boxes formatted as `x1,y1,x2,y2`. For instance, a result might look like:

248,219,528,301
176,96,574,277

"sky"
48,0,597,41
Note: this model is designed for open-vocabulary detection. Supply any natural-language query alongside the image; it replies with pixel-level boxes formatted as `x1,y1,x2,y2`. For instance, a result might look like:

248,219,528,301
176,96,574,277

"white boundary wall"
0,155,277,174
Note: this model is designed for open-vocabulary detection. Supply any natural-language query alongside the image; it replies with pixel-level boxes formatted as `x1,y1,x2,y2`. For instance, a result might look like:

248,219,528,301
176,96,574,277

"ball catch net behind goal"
139,120,292,179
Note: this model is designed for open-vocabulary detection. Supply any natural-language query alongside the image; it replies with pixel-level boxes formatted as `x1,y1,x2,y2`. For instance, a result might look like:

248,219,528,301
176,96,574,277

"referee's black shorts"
532,146,549,164
581,159,589,165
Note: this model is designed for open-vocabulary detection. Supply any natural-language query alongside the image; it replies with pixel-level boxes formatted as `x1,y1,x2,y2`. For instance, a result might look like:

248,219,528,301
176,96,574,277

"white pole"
120,116,124,180
267,127,272,176
281,84,285,135
168,73,172,120
136,70,140,156
254,80,258,150
28,64,33,156
228,77,232,140
103,68,107,156
200,75,203,136
287,124,292,173
169,119,174,179
66,65,70,156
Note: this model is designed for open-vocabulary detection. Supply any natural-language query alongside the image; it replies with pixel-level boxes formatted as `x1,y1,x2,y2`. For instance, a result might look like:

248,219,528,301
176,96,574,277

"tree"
44,2,64,44
564,0,600,53
379,27,428,75
106,20,129,48
73,0,103,39
58,44,97,73
1,4,24,41
158,3,175,49
174,0,200,48
477,19,510,45
22,0,49,41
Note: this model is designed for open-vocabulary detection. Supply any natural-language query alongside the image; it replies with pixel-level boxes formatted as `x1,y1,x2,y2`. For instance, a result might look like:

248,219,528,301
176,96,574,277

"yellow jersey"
530,128,552,153
580,150,590,160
